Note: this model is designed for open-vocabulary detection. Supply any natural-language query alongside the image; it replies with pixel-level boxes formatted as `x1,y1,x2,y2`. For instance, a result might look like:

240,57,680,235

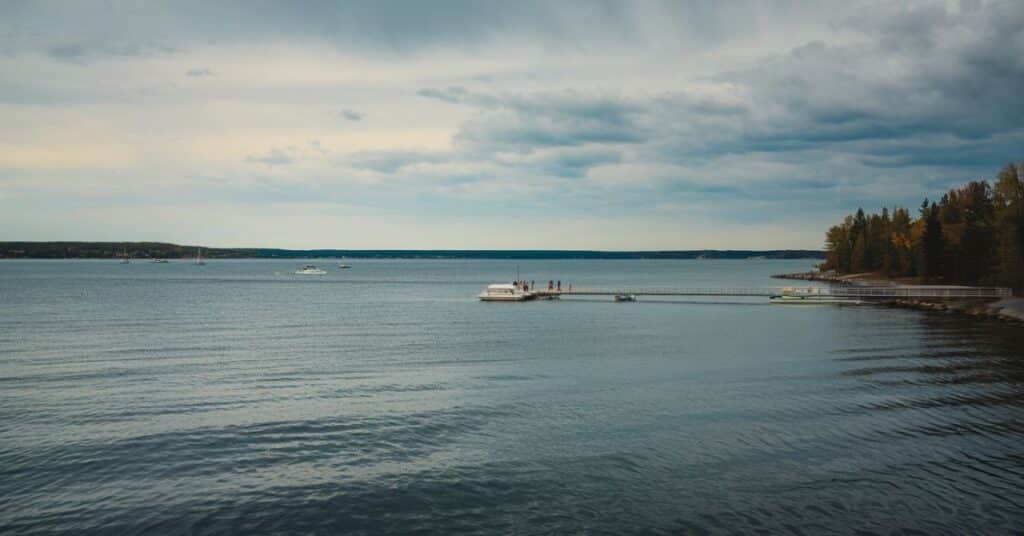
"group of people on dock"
512,280,571,292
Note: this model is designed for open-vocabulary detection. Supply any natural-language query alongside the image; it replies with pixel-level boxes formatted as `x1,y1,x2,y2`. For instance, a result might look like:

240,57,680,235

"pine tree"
994,163,1024,291
921,201,944,280
821,164,1024,293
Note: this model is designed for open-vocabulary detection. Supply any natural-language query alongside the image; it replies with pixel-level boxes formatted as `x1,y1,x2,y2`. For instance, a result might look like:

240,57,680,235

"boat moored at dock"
769,287,862,305
295,265,327,275
479,283,535,301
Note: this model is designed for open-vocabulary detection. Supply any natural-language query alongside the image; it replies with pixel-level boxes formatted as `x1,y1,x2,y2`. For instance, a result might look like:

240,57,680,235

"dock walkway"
533,286,1012,300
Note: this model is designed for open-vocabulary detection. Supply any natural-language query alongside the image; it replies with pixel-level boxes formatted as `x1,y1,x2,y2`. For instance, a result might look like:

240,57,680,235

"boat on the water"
195,248,205,266
769,287,862,305
295,265,327,275
120,245,130,264
614,294,637,302
478,283,534,301
150,258,169,264
338,264,351,269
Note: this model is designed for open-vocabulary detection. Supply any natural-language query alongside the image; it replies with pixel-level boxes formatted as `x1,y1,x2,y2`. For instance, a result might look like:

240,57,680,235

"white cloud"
1,1,1022,248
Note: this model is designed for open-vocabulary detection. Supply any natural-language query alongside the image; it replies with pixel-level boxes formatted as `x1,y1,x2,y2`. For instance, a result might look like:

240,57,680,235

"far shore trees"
820,162,1024,293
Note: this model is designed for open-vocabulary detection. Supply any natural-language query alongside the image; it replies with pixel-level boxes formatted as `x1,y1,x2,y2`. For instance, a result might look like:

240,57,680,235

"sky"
1,0,1023,250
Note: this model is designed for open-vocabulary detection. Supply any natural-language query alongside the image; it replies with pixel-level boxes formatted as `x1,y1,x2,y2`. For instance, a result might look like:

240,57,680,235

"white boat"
120,245,130,264
295,265,327,275
151,258,169,263
195,248,205,266
338,264,351,269
478,283,534,301
614,294,637,302
769,287,862,305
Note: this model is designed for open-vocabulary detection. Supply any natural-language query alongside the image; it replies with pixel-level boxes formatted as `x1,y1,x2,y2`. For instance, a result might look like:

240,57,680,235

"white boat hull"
479,293,535,301
769,296,863,305
478,282,536,301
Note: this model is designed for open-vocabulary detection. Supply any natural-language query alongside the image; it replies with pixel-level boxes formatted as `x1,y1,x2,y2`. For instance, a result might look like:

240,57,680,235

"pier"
529,285,1013,300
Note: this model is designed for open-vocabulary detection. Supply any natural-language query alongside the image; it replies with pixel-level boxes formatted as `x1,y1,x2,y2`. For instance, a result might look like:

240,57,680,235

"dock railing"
829,286,1012,299
545,286,1012,299
555,288,776,297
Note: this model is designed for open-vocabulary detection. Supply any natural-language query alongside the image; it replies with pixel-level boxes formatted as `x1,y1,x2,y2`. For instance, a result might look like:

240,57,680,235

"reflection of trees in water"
835,310,1024,418
818,311,1024,533
916,313,1024,384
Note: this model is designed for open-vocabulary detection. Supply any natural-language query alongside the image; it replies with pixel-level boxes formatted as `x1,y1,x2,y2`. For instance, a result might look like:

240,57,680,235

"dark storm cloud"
735,4,1024,143
1,0,642,60
508,147,624,179
45,41,176,63
418,88,647,150
424,1,1021,183
347,151,445,173
416,87,470,105
245,148,294,166
339,109,363,121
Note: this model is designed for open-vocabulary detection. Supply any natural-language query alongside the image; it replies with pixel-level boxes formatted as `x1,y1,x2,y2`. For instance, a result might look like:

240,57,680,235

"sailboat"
120,245,130,264
195,247,206,266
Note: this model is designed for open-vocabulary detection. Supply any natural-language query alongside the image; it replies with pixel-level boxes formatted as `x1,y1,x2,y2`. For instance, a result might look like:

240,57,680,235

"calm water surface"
2,259,1023,534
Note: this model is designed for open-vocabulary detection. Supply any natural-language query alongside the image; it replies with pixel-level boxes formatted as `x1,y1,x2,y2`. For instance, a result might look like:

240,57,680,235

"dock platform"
529,286,1012,300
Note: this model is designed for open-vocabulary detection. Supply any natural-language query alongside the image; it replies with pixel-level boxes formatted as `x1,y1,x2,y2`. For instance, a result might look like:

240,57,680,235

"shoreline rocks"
772,271,848,283
880,297,1024,324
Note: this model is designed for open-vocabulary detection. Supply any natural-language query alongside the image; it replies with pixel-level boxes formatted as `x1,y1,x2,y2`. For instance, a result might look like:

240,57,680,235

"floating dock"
523,285,1013,301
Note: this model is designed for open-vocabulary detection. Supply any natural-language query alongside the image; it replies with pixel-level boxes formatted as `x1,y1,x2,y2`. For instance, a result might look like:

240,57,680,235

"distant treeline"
0,242,824,260
821,162,1024,292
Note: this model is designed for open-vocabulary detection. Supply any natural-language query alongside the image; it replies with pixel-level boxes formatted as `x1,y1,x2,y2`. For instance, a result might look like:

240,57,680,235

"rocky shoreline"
878,297,1024,324
770,271,879,284
773,271,841,282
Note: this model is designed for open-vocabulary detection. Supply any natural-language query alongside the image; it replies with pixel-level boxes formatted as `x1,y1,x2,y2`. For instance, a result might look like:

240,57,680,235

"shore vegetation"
820,163,1024,292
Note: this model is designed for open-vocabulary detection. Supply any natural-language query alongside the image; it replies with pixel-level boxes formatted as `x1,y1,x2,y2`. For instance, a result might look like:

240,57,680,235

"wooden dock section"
532,286,1012,300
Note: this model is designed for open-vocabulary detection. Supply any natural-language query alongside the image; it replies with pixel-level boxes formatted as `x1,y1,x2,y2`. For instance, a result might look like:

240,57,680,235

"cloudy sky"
1,0,1022,249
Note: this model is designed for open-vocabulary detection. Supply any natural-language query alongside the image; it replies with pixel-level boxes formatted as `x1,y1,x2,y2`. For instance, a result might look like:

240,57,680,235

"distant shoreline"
0,242,825,261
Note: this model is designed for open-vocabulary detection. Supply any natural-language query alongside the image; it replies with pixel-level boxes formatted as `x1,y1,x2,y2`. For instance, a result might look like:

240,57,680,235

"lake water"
2,259,1023,534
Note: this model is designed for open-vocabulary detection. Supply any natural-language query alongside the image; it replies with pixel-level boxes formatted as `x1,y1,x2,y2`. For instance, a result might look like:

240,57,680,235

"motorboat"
150,258,169,263
613,294,637,302
295,265,327,275
478,283,535,301
338,264,351,269
769,286,862,305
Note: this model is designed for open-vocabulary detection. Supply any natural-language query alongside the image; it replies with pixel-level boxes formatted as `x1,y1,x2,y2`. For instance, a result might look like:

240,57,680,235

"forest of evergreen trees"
820,163,1024,293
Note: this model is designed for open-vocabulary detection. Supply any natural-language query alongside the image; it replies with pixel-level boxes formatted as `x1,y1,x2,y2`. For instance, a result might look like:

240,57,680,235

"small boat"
195,248,205,266
478,283,535,301
295,265,327,275
613,294,637,302
337,264,351,269
150,258,169,263
120,245,130,264
769,287,862,305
